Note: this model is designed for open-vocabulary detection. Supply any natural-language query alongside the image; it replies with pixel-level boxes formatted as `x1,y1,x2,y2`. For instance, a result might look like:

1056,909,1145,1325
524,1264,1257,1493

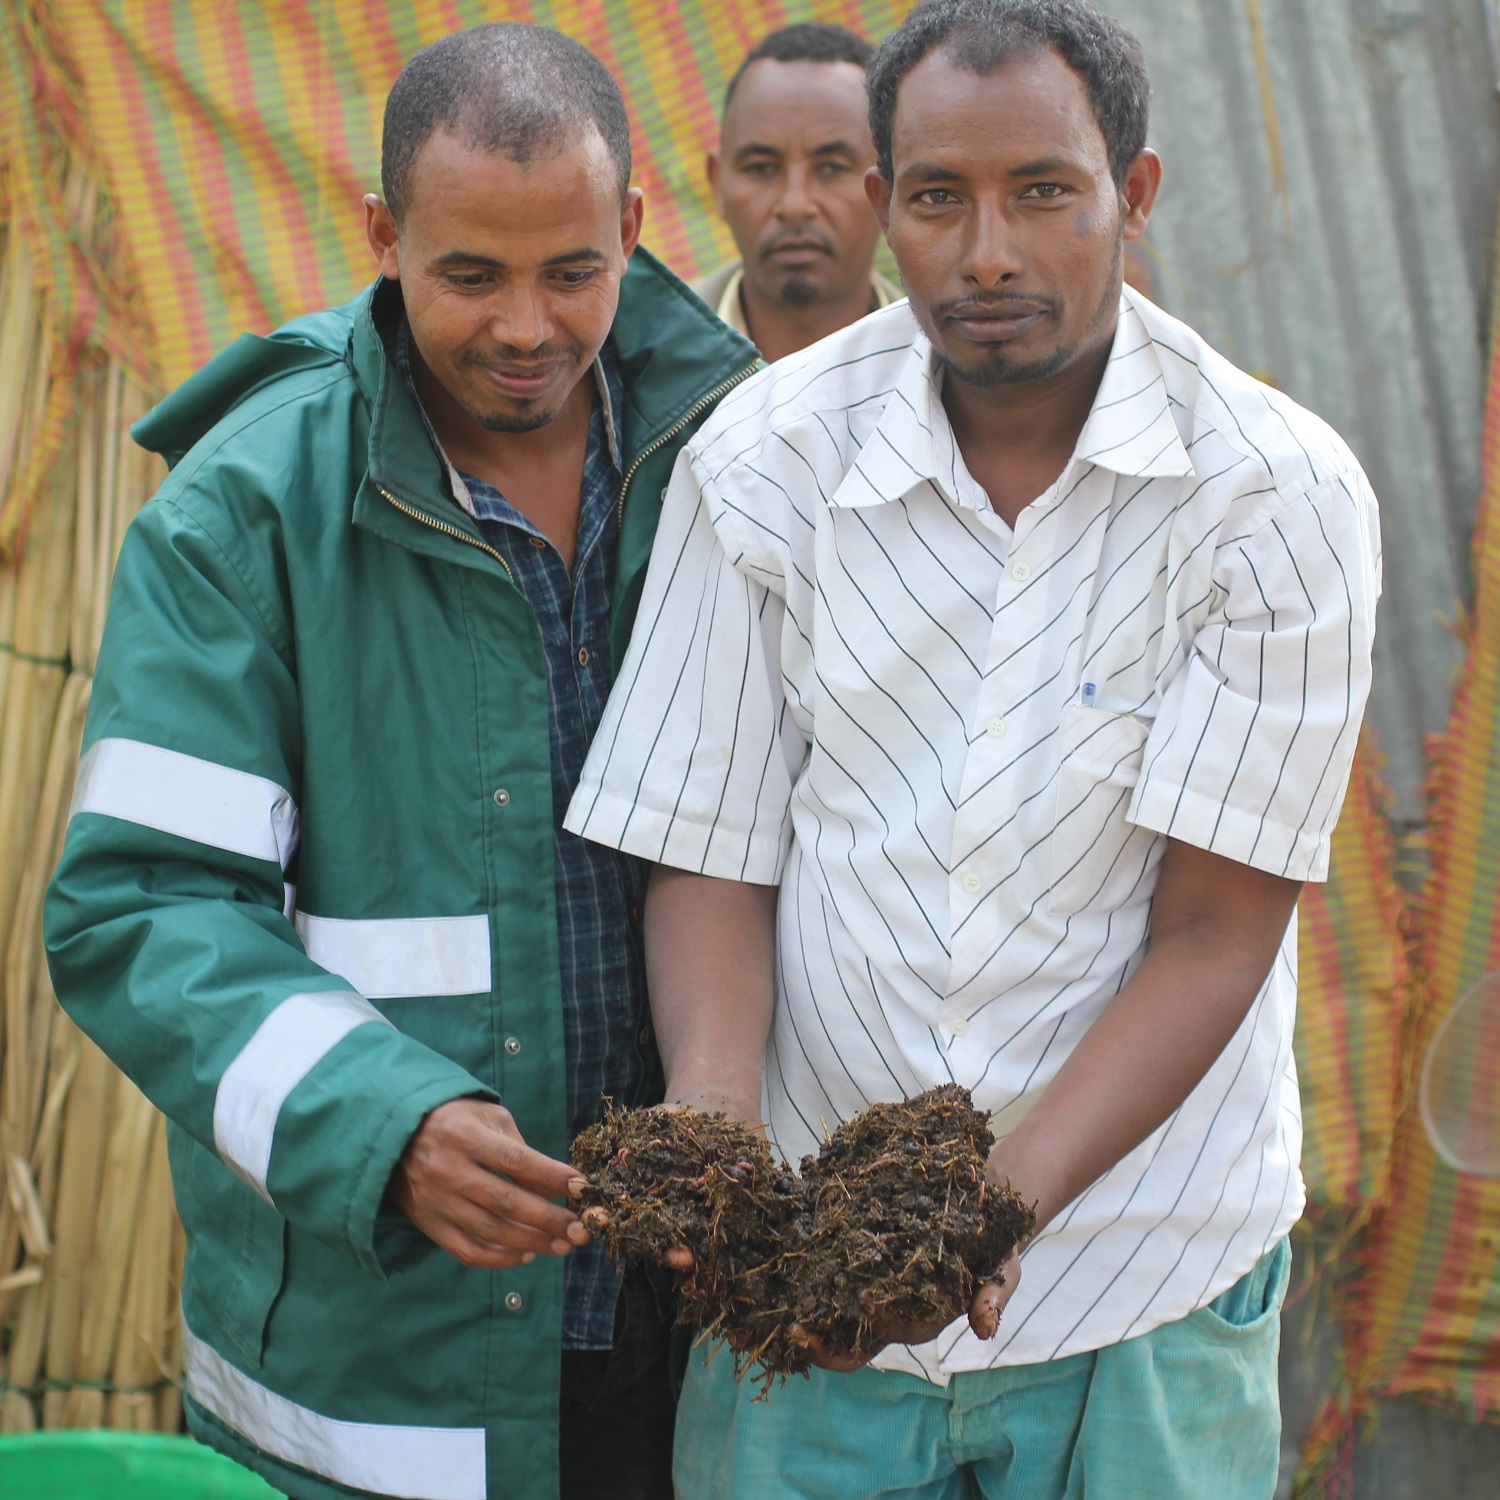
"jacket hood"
131,301,359,469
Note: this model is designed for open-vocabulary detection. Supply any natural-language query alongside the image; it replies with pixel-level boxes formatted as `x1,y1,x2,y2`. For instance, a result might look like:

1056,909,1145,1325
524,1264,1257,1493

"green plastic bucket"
0,1431,282,1499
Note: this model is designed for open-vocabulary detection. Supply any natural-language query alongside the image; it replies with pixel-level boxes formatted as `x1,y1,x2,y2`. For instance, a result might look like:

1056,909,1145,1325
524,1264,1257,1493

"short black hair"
867,0,1150,185
723,22,874,113
382,23,632,223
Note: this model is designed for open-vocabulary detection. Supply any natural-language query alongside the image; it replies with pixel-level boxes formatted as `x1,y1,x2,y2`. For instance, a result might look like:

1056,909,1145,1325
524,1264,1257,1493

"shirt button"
638,1025,652,1046
577,646,589,667
987,717,1006,739
1011,560,1031,581
950,1017,970,1037
528,536,546,549
961,872,982,894
504,1291,524,1312
493,788,510,807
504,1036,522,1056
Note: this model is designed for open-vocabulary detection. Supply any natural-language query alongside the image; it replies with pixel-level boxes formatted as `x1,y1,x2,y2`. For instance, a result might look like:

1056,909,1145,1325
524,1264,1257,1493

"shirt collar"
830,291,1192,511
1072,291,1193,480
395,319,622,516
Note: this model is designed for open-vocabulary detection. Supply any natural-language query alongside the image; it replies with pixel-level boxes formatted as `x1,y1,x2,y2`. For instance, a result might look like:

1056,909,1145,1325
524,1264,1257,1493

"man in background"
694,22,901,360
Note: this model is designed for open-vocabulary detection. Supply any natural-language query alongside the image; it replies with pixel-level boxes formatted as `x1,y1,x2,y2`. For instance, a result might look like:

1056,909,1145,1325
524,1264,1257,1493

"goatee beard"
940,341,1073,389
777,273,821,306
472,403,559,433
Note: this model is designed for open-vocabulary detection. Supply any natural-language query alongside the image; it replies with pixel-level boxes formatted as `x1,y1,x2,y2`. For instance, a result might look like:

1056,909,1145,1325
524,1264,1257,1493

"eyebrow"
899,155,1081,184
429,247,608,271
735,138,861,160
1008,156,1075,177
899,161,964,183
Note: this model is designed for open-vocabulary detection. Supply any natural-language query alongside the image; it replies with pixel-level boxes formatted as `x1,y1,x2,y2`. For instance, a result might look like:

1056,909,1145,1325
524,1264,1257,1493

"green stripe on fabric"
0,641,70,668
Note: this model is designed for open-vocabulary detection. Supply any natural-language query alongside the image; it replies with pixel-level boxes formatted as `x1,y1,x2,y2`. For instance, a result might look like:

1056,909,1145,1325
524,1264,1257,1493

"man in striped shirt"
568,1,1380,1496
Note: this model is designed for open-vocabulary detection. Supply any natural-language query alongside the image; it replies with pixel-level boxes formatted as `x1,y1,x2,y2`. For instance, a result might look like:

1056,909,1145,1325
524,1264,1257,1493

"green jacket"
44,251,757,1500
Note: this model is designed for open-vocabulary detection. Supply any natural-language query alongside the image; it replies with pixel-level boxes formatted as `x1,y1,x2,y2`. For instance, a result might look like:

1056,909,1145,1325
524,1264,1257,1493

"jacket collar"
830,290,1192,511
353,278,452,528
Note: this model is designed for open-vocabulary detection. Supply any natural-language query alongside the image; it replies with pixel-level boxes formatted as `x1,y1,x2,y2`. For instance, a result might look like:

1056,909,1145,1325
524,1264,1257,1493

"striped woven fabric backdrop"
57,0,910,388
52,0,1414,1234
2,0,1492,1453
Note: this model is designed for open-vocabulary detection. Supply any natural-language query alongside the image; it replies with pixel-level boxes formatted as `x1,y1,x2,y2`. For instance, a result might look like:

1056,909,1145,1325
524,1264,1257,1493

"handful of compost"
571,1084,1035,1387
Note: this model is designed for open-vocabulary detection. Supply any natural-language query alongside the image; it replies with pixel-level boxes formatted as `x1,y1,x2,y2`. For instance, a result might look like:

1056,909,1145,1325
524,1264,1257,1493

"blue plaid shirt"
400,328,654,1349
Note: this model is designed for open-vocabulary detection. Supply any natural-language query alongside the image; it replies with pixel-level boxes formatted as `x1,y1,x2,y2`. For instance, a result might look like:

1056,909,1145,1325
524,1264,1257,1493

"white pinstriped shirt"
566,287,1381,1377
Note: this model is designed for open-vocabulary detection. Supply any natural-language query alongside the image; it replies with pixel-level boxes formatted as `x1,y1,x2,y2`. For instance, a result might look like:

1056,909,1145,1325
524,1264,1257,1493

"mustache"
935,292,1059,319
760,226,837,257
459,342,581,370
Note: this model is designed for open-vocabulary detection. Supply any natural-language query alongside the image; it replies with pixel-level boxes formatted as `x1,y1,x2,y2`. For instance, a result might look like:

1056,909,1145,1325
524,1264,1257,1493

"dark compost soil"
571,1084,1035,1387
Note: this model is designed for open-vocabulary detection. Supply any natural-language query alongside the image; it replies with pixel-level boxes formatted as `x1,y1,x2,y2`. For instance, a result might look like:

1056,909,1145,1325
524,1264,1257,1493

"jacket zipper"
378,485,515,583
615,362,762,526
378,358,760,578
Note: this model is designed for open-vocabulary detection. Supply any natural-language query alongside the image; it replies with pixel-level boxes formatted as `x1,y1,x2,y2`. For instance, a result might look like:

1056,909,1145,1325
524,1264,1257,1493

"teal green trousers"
675,1238,1290,1500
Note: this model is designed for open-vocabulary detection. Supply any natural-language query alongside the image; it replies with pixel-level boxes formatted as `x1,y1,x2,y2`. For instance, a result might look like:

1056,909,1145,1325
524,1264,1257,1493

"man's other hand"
389,1098,590,1269
787,1248,1020,1373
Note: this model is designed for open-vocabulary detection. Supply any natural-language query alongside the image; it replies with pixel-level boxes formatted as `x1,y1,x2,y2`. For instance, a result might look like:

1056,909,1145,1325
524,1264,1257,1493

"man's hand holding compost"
390,1098,591,1269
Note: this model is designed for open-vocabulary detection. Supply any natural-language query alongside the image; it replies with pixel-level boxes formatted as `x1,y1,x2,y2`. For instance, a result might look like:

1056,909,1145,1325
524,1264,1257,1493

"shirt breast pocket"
1048,704,1162,917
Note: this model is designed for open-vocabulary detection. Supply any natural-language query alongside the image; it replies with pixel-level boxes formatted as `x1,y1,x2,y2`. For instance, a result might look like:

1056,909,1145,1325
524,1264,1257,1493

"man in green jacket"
44,24,756,1500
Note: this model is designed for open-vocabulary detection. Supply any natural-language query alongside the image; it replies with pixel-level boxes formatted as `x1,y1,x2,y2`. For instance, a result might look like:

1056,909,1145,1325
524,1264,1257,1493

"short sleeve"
1129,468,1380,881
565,445,807,884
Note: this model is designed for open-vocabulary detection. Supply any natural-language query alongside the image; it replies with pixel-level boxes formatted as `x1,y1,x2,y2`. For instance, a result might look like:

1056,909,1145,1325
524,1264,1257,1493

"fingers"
442,1190,577,1257
419,1217,538,1271
789,1325,876,1373
575,1207,696,1271
968,1281,1006,1340
968,1251,1021,1339
460,1106,584,1201
450,1158,589,1246
788,1308,967,1371
393,1098,590,1266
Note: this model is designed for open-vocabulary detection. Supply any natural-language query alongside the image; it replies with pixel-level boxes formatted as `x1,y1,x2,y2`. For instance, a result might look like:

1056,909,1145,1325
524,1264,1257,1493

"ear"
706,149,723,215
619,187,645,260
1119,150,1163,242
864,168,893,235
363,194,401,278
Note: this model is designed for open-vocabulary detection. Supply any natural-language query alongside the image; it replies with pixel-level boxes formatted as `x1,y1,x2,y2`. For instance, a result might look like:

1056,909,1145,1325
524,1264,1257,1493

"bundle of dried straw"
0,167,179,1431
